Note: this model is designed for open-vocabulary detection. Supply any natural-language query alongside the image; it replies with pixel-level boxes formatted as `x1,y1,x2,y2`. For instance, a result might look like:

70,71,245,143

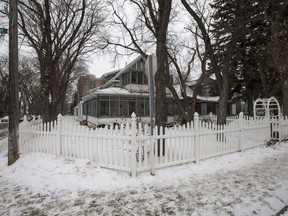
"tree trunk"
247,94,254,117
154,63,167,126
154,40,167,158
217,91,228,125
8,0,19,165
41,80,51,123
166,82,191,122
154,0,172,128
246,84,254,116
217,77,229,125
283,79,288,117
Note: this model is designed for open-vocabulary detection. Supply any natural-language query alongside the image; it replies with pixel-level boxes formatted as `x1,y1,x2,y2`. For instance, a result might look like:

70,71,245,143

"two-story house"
80,55,175,126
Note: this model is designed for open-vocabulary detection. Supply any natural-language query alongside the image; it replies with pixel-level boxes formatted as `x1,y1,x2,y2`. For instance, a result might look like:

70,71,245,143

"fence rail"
19,112,288,177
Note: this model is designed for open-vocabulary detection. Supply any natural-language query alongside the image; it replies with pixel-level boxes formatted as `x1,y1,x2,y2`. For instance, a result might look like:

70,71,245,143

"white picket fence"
19,113,288,177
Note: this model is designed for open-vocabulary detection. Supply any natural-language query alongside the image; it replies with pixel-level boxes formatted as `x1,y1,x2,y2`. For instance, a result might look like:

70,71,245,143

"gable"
101,55,147,89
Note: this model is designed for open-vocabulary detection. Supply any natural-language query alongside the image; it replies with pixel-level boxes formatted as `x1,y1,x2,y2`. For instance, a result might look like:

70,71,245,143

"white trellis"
253,96,282,141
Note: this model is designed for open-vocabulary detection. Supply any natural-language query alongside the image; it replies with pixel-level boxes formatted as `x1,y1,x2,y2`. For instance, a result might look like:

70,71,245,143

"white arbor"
253,96,282,141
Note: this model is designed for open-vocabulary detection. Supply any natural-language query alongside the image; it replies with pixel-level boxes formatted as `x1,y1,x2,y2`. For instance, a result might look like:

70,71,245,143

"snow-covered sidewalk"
0,136,288,215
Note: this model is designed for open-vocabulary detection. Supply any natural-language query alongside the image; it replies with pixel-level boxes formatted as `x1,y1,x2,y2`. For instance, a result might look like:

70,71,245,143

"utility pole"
8,0,19,165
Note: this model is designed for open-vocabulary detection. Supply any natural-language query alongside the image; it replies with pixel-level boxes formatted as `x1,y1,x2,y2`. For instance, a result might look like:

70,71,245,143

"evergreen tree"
210,0,247,121
210,0,287,116
264,0,288,116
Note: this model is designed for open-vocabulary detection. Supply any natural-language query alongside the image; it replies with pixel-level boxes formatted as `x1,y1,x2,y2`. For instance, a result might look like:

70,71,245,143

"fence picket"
18,112,288,177
98,128,103,165
194,112,199,163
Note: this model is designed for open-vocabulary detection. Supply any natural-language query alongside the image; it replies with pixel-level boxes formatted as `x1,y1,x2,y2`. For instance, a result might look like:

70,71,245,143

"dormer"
122,59,147,86
101,55,148,91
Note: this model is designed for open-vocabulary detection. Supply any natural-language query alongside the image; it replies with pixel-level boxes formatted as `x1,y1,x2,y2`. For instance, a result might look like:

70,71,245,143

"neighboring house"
178,78,239,116
173,83,219,116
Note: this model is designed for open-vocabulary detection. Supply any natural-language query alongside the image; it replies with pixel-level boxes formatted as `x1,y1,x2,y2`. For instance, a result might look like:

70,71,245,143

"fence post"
131,112,137,178
150,126,155,176
239,112,244,151
194,112,199,163
279,116,282,143
57,114,63,156
209,112,213,120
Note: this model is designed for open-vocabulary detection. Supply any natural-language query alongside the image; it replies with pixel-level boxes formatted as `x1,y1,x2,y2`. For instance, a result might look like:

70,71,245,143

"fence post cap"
239,112,244,117
57,114,63,119
131,112,136,118
194,112,199,117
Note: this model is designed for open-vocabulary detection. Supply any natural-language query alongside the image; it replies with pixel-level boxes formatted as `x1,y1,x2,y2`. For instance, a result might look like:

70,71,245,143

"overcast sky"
86,53,140,78
0,36,130,78
0,0,208,80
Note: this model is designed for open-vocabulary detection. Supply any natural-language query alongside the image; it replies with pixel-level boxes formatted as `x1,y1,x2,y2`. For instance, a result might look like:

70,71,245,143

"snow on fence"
19,113,288,177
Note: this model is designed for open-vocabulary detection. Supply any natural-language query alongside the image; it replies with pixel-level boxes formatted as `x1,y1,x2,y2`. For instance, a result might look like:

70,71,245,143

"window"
136,98,145,116
131,72,137,84
129,98,136,115
167,99,174,116
129,71,148,85
136,59,145,70
100,97,109,116
122,72,130,86
94,96,153,118
83,103,87,115
90,81,95,89
120,99,128,116
83,99,97,116
137,72,143,84
110,97,119,116
144,73,148,84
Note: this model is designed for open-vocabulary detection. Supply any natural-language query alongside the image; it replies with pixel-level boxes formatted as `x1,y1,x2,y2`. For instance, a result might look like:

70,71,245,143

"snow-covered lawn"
0,135,288,215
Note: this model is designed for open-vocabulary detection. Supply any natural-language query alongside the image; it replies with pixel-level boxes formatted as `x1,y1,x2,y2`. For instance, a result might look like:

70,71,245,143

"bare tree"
181,0,246,124
1,54,88,120
0,55,9,117
146,0,172,128
17,0,106,122
0,2,8,41
108,0,221,125
106,0,172,128
165,41,198,123
1,55,42,116
165,1,214,123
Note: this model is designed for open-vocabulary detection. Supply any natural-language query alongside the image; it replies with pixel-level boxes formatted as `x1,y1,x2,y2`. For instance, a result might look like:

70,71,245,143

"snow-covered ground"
0,133,288,215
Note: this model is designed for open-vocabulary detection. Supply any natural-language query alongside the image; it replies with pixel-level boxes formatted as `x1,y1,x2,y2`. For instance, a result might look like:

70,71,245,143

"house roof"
173,84,219,102
81,55,218,103
100,55,146,89
100,69,120,79
82,87,150,102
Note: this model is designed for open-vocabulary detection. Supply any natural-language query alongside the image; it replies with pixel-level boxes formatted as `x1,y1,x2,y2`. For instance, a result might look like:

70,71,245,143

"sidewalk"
0,137,287,215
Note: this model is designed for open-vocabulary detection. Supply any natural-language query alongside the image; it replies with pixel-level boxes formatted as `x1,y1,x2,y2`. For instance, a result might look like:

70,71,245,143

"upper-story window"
122,59,148,86
122,73,129,86
132,59,145,70
131,72,137,83
122,71,148,85
138,59,145,70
